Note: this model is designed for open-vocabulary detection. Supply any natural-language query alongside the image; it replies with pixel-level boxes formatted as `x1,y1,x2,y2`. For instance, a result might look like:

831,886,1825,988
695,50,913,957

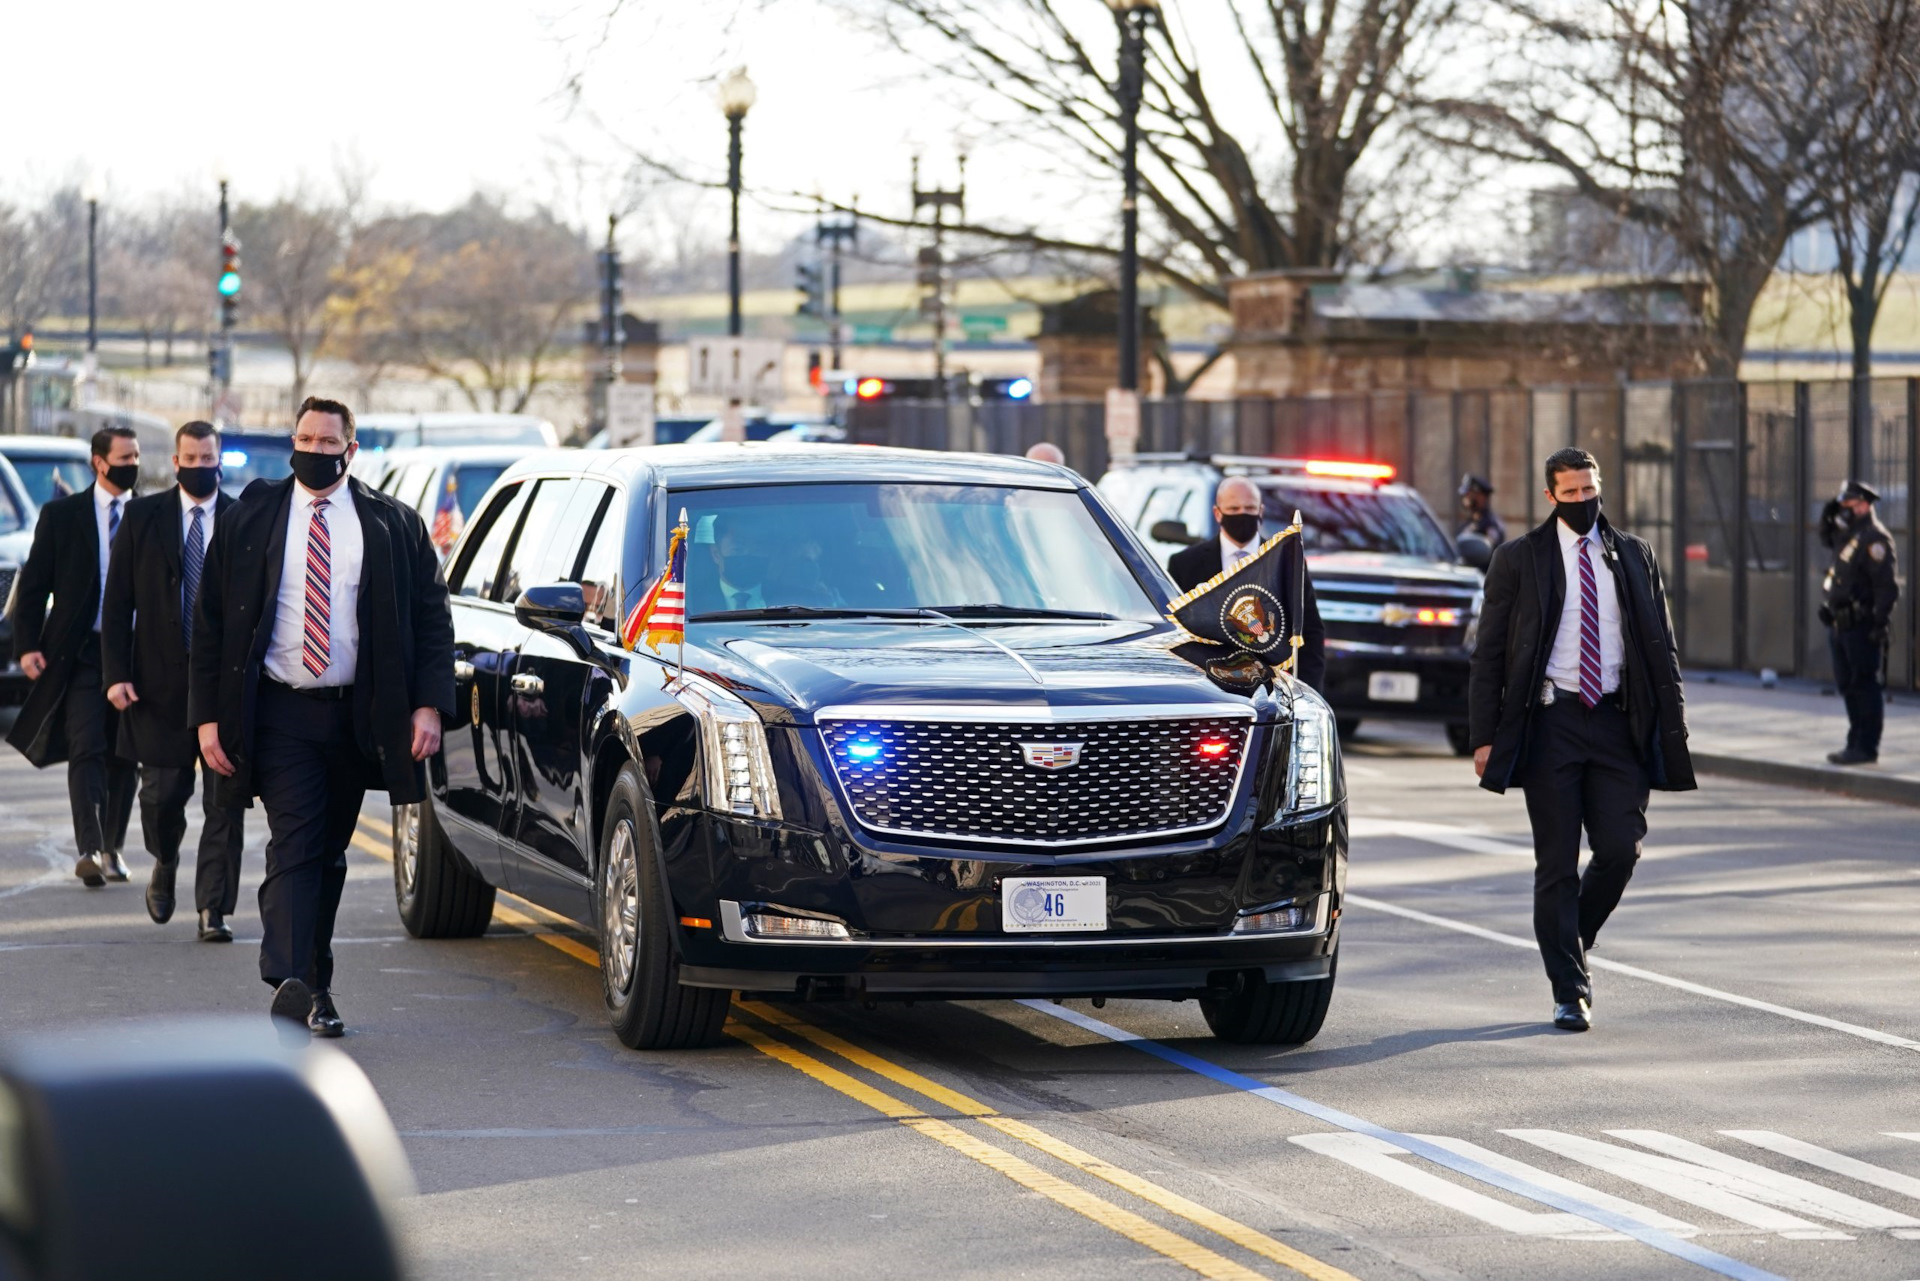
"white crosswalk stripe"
1416,1134,1698,1237
1724,1131,1920,1236
1607,1130,1920,1231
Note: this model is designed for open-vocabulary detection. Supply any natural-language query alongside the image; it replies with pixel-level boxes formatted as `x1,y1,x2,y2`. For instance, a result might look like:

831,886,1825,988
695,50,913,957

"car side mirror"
515,582,587,632
1456,530,1493,571
1150,519,1202,546
0,1019,412,1281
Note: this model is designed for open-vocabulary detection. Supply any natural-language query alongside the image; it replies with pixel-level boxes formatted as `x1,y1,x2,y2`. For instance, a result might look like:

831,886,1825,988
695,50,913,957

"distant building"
1528,186,1684,276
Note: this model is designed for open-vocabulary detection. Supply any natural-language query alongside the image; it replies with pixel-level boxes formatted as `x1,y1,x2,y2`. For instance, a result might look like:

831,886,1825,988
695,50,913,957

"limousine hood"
680,619,1273,724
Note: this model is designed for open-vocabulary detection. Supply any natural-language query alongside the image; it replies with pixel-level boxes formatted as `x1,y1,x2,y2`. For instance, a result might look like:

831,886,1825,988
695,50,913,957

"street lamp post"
1108,0,1157,393
718,67,757,340
80,176,100,361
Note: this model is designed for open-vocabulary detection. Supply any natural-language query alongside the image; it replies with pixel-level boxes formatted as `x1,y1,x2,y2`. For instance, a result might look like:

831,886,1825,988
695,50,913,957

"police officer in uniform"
1458,474,1507,550
1819,479,1899,765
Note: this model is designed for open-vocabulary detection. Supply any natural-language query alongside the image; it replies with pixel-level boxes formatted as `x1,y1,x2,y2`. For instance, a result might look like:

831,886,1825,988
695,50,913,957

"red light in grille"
1197,737,1232,759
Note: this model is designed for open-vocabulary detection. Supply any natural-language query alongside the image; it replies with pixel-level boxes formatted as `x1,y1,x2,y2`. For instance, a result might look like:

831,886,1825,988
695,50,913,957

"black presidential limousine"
394,444,1348,1049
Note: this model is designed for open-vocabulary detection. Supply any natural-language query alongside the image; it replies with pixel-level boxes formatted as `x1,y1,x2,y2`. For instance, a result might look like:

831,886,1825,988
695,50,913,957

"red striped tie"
1577,535,1602,708
301,498,332,679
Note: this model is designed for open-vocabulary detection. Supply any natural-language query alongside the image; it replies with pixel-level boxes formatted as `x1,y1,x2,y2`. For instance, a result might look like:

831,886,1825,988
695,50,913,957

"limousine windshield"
670,481,1161,622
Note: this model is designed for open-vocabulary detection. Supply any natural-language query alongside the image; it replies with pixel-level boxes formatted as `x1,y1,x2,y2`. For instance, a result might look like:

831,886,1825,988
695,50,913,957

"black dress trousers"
137,760,246,915
1520,694,1650,1005
253,681,367,992
1828,625,1884,755
63,634,136,857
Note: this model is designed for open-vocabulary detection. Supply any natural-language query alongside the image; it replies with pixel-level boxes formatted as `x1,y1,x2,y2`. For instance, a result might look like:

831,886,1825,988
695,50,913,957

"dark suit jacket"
1467,514,1695,795
101,486,236,768
6,484,121,767
1167,537,1327,693
187,476,455,807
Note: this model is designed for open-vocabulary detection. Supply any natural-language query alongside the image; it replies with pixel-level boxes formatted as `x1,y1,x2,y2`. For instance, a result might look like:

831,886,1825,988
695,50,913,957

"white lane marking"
1025,1001,1789,1281
1724,1132,1920,1205
1610,1131,1920,1230
1418,1134,1697,1237
1348,892,1920,1053
1348,816,1531,856
1290,1132,1626,1240
1504,1130,1850,1239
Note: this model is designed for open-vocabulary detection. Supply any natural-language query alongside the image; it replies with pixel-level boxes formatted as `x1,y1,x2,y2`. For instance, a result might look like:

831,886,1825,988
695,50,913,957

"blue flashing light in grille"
846,740,884,763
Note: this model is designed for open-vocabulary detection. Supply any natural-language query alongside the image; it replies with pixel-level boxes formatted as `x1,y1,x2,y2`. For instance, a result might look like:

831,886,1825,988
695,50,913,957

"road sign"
605,382,656,449
851,323,893,344
687,338,784,401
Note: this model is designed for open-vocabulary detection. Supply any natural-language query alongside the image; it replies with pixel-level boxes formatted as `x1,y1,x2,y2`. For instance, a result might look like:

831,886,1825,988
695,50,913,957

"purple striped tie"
1577,535,1602,708
301,499,332,679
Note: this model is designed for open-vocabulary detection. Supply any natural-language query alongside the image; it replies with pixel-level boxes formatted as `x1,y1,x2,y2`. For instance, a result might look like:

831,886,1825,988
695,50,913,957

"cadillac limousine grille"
819,714,1252,846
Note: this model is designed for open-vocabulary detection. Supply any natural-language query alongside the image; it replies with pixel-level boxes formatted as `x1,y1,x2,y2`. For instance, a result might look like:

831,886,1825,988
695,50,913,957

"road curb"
1692,751,1920,808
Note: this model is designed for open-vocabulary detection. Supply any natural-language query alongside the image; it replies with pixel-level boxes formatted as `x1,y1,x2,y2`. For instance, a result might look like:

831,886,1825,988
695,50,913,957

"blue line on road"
1022,1000,1790,1281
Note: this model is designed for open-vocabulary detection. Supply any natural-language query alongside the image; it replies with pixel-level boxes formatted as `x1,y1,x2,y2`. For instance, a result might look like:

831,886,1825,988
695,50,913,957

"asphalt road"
2,716,1917,1281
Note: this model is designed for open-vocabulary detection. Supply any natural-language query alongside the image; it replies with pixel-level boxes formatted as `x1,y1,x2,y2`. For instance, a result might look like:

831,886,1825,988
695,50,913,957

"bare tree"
1428,0,1859,377
231,192,350,409
0,188,87,336
105,203,205,368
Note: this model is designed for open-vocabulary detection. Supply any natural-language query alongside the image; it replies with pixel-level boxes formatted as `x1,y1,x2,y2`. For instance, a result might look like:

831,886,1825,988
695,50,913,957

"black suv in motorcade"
393,444,1347,1050
1100,454,1487,754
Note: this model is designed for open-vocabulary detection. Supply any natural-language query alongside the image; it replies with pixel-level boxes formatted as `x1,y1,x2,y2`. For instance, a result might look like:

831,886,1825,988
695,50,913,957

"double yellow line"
349,812,1356,1281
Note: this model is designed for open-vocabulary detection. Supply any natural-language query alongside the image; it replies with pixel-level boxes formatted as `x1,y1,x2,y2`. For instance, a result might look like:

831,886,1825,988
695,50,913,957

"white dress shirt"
179,485,217,545
264,482,364,689
1545,519,1624,695
92,483,127,631
1218,530,1257,577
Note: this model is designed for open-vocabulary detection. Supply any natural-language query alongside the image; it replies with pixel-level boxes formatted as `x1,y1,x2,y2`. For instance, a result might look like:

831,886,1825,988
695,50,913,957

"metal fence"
845,379,1919,692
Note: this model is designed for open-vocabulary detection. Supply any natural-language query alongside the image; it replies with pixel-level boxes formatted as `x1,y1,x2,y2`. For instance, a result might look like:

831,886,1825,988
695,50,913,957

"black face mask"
101,463,139,494
1555,495,1601,537
288,449,349,491
1219,513,1262,545
176,465,220,500
723,554,768,589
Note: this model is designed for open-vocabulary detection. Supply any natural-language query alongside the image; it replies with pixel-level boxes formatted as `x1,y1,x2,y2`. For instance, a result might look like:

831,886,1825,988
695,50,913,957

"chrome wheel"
602,818,641,996
394,804,420,904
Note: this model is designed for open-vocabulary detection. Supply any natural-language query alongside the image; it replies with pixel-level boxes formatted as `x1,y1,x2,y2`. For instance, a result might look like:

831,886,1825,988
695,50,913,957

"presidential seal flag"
622,512,688,653
1166,513,1308,674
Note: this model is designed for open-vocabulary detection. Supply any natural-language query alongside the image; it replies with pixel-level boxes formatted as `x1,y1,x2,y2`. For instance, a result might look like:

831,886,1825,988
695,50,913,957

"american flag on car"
429,473,463,553
622,514,687,652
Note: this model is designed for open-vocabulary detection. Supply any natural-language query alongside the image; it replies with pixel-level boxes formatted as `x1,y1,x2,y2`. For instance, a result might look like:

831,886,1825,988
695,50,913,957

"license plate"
1002,876,1107,933
1368,671,1420,703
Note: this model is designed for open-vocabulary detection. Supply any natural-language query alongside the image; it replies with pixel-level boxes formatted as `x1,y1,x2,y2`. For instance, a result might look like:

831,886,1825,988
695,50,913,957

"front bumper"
1322,644,1469,721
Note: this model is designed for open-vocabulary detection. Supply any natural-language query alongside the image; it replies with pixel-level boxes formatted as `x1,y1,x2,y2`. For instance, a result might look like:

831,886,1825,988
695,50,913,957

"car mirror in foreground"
514,583,587,632
1149,519,1201,546
0,1018,413,1281
1455,530,1493,571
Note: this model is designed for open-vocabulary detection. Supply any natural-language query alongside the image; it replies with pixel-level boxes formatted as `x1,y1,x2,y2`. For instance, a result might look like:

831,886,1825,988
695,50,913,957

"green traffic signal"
217,269,242,298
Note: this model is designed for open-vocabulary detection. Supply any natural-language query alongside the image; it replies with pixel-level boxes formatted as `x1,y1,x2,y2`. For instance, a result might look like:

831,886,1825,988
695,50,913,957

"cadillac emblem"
1019,742,1083,770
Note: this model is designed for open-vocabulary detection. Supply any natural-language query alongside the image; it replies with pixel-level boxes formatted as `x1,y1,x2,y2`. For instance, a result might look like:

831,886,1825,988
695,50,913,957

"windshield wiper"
920,603,1118,621
689,605,925,622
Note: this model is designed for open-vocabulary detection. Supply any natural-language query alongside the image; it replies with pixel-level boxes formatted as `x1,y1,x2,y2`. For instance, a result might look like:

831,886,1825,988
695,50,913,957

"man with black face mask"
190,396,454,1038
1467,447,1694,1033
102,420,246,937
7,425,141,888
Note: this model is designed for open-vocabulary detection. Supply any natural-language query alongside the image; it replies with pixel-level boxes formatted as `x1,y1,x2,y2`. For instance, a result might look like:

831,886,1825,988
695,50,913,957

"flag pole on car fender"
1289,509,1304,680
677,507,689,686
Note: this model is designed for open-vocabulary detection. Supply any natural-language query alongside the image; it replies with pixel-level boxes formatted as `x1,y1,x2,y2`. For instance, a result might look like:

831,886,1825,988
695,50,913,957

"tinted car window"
575,487,628,632
1140,484,1198,534
218,435,293,495
6,457,92,507
451,481,528,600
0,475,26,534
449,464,507,518
670,483,1158,620
1261,482,1453,559
499,478,579,603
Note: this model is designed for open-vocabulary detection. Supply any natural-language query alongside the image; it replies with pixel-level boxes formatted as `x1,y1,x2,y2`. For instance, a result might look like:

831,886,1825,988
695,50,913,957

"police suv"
1100,454,1486,753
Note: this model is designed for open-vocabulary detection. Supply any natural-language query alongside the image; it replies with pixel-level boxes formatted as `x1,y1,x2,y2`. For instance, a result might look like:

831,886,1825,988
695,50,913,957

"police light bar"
1303,460,1396,481
854,377,887,400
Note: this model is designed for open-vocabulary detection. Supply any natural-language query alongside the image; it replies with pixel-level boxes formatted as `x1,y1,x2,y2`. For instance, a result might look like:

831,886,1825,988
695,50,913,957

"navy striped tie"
182,506,204,651
1577,536,1603,708
108,497,121,543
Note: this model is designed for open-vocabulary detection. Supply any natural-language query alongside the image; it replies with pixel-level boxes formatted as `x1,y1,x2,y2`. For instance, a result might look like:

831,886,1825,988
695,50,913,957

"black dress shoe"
1827,747,1878,766
270,978,313,1029
75,853,105,888
146,859,178,924
1553,1000,1592,1032
308,991,345,1039
197,910,233,943
101,851,130,882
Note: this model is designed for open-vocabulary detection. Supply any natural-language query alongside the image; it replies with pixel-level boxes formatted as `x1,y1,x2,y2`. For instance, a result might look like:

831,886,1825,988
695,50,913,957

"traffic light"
217,230,241,328
1,331,33,375
796,259,826,318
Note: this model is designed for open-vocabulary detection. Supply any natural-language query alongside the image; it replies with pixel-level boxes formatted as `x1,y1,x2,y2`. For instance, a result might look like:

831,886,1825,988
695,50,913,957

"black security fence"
845,378,1919,692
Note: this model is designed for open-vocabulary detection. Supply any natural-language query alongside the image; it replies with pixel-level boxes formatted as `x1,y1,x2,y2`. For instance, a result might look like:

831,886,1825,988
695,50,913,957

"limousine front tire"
1199,948,1337,1045
599,764,730,1051
392,796,495,940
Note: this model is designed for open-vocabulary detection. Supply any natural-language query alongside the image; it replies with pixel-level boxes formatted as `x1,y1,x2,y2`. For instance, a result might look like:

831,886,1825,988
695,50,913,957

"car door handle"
454,660,475,682
510,673,544,695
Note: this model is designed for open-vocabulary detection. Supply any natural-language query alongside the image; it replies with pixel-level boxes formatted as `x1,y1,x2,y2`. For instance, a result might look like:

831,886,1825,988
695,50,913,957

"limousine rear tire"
393,796,495,939
1199,951,1337,1045
600,764,730,1051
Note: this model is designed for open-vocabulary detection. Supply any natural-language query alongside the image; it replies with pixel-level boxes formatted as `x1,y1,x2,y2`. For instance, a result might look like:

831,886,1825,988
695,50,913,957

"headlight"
671,676,783,820
1283,679,1342,814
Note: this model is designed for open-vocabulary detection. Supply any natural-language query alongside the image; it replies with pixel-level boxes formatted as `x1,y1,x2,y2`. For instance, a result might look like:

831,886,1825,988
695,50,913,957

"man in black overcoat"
190,396,455,1037
102,420,246,937
7,425,142,886
1467,448,1695,1033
